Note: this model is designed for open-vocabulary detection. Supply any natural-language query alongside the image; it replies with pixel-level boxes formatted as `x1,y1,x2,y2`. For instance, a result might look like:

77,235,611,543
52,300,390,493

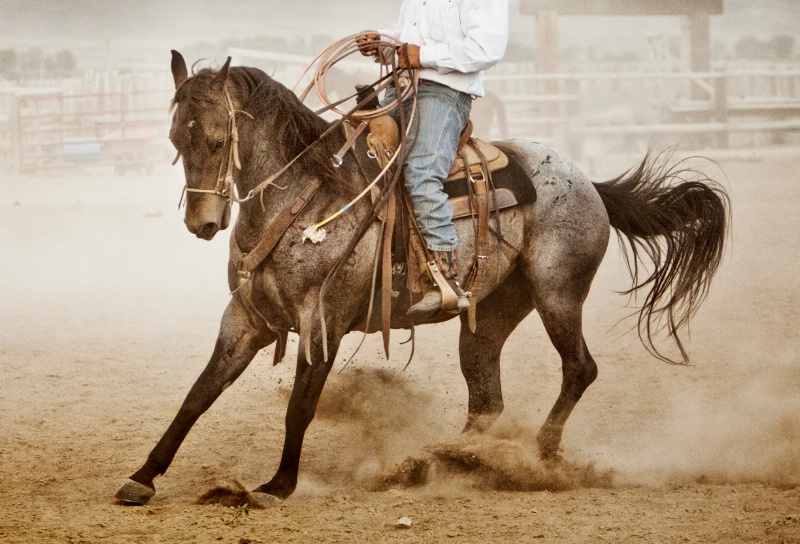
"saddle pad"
444,143,537,208
450,188,517,220
446,138,508,182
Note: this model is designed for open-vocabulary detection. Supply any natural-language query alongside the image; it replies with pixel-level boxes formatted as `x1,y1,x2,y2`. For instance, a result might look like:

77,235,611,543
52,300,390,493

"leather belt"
393,77,440,90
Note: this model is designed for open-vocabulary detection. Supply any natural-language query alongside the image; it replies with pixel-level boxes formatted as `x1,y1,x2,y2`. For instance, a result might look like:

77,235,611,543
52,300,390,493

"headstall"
178,88,245,207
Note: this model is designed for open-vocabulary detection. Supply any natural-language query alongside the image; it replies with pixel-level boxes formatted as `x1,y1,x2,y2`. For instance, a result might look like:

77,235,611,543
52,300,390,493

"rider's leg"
383,82,472,317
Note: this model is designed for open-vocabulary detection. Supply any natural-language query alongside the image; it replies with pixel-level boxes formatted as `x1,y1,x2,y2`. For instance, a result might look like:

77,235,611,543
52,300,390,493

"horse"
114,50,728,505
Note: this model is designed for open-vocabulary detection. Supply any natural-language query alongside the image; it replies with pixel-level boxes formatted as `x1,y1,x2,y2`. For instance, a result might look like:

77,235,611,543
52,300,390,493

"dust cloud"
264,157,800,494
310,363,800,493
293,367,613,494
309,367,443,487
290,350,800,494
597,361,800,488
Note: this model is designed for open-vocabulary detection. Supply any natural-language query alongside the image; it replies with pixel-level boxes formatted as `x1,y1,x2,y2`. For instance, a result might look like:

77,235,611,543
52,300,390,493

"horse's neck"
233,175,311,254
231,117,344,252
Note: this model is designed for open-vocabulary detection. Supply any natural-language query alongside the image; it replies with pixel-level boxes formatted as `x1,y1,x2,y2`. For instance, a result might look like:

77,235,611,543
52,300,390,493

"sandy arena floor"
0,154,798,543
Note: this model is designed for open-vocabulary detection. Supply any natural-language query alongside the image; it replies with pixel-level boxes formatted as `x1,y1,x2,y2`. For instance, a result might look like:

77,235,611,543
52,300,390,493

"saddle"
447,120,508,181
363,116,518,220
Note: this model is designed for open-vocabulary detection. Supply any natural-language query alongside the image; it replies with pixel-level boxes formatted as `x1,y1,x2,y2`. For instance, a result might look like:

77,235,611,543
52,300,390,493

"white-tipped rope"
294,31,419,241
240,32,418,207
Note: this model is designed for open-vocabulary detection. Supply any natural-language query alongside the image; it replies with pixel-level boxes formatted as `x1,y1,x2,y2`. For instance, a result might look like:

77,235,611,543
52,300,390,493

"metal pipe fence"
2,62,799,175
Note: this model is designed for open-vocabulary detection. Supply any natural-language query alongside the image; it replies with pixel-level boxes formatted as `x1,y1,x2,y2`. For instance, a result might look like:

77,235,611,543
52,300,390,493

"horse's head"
169,50,234,240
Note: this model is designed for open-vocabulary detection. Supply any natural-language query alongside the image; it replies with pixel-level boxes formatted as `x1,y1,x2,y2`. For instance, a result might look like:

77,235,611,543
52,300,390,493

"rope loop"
293,31,418,120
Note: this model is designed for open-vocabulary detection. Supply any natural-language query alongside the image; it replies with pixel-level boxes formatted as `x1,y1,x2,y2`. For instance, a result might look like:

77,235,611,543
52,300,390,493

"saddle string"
337,216,386,375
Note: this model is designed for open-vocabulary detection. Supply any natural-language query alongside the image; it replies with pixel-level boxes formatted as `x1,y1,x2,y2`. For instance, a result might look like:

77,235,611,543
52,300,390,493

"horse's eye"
210,138,225,151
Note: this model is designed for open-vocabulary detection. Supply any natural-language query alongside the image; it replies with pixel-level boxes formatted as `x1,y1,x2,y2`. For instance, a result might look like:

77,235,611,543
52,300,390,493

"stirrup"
426,257,460,311
406,284,470,319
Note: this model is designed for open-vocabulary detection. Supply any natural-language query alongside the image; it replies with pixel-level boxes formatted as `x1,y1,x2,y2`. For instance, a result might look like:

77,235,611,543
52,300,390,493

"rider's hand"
357,32,381,56
397,43,421,69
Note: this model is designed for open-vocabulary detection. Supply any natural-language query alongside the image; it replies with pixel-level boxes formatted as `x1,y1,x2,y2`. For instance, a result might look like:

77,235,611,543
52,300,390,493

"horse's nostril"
197,222,218,239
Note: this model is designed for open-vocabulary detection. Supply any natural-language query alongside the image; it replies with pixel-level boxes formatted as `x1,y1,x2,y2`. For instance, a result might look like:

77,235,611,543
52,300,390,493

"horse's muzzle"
186,219,220,240
183,197,231,240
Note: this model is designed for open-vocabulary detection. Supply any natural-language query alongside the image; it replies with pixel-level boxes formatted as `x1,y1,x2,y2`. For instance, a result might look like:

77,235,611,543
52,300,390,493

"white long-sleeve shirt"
382,0,509,96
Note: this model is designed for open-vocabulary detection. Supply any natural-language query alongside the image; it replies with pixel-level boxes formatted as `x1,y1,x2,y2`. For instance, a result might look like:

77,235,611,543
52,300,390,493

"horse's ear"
171,50,188,89
212,56,232,90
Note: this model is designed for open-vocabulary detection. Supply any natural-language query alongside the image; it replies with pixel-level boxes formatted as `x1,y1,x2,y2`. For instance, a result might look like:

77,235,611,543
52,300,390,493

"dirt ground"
1,153,799,543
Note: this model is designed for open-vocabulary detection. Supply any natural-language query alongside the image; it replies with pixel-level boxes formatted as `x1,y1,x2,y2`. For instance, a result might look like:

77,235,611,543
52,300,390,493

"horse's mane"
174,64,351,194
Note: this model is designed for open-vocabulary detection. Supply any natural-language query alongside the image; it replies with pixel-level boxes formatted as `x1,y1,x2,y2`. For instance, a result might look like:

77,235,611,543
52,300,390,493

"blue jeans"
382,82,472,252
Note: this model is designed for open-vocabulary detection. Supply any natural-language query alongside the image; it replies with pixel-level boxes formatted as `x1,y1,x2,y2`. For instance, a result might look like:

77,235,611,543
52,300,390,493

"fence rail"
4,88,173,174
2,63,799,175
481,68,800,161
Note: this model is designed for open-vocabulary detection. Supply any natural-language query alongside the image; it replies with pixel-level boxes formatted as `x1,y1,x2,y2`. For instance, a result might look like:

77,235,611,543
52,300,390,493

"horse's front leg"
115,298,276,505
252,328,341,499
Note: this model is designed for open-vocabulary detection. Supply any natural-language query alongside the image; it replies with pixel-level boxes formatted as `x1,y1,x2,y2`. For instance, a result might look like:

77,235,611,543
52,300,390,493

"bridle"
178,88,247,208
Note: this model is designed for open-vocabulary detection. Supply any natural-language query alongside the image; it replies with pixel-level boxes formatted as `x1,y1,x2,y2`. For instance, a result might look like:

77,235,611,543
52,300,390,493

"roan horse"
115,51,728,505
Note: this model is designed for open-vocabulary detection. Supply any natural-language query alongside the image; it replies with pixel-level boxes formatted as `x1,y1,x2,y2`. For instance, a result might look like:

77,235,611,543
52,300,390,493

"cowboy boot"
407,250,470,319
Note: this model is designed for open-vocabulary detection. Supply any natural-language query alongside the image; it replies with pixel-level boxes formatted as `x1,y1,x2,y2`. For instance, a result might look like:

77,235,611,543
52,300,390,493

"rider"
359,0,509,319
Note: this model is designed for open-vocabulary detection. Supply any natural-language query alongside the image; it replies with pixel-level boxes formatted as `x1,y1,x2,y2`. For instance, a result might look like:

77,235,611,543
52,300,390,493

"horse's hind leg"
459,267,534,432
533,274,599,459
115,298,275,505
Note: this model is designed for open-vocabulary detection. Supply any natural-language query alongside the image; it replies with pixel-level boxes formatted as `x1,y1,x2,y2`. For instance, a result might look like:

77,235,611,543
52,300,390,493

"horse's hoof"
247,491,281,509
115,479,155,505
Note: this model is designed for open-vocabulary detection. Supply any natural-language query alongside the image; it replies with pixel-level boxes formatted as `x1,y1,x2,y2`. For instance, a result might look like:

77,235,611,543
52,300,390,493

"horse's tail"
593,152,730,363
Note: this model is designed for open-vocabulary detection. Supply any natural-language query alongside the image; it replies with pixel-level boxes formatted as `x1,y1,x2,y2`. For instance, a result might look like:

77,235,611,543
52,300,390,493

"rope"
295,31,420,239
235,33,418,206
293,32,418,120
